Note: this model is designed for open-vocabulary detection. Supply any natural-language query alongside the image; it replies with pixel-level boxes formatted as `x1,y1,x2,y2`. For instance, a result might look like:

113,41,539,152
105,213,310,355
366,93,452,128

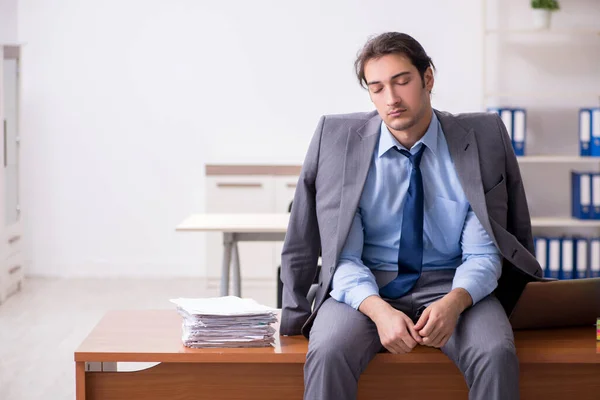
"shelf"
484,91,600,99
531,217,600,227
486,29,600,36
517,156,600,163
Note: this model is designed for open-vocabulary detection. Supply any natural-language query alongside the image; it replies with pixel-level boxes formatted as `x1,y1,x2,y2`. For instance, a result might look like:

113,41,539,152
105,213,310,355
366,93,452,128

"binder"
572,172,592,219
574,238,589,279
534,237,548,276
579,109,591,156
487,107,526,156
547,238,561,279
591,238,600,278
512,109,526,156
487,107,501,116
591,108,600,157
500,109,513,143
561,238,574,279
592,173,600,219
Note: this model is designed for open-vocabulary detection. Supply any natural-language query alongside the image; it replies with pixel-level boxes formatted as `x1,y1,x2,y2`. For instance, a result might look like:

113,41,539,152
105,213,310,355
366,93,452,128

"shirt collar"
377,111,439,158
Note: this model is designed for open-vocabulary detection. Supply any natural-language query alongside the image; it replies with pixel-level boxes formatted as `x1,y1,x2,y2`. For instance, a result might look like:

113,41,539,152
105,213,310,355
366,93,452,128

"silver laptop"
508,277,600,330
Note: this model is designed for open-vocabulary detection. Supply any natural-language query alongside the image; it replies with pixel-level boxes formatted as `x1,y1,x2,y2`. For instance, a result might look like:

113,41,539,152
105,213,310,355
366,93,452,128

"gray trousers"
304,269,519,400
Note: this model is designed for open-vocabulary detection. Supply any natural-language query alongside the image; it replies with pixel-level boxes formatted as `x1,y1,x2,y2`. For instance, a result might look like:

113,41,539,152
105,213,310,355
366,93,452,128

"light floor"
0,277,277,400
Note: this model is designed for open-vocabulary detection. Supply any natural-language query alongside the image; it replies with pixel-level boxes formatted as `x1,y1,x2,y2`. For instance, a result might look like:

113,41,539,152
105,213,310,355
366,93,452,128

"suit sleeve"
494,114,535,255
279,116,324,336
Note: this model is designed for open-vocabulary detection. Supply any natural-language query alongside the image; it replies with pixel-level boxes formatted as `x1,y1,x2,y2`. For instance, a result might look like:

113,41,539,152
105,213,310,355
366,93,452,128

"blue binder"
512,108,526,156
590,108,600,157
574,237,589,279
572,172,592,219
560,237,574,279
579,109,592,156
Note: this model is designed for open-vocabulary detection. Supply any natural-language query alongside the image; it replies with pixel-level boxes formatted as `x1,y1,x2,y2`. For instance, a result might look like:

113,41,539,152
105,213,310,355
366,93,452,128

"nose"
385,86,401,107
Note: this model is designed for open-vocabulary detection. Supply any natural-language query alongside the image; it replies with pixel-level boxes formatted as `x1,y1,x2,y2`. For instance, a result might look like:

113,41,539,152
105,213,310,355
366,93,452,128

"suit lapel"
435,110,497,245
335,112,380,260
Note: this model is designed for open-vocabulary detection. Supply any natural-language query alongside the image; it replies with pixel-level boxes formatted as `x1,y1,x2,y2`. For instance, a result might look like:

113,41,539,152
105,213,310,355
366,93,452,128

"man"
280,32,543,400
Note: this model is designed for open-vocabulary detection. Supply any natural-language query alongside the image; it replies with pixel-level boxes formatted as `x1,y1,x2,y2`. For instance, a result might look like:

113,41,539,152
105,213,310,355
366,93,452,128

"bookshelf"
485,91,600,100
485,28,600,36
483,0,600,278
517,156,600,164
531,217,600,228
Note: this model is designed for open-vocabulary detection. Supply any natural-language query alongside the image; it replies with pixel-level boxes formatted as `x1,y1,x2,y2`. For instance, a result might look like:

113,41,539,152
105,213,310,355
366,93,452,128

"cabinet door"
205,176,276,281
0,46,23,303
273,176,298,268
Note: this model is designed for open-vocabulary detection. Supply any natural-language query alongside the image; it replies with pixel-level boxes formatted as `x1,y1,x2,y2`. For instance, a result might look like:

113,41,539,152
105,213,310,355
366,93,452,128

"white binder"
561,238,574,279
591,238,600,278
580,109,591,155
575,238,588,279
535,237,547,273
548,238,561,279
500,109,513,141
581,173,592,215
513,109,525,154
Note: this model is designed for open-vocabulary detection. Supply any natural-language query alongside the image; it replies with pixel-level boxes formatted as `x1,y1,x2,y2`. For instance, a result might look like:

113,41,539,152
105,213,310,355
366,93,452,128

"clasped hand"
374,295,462,354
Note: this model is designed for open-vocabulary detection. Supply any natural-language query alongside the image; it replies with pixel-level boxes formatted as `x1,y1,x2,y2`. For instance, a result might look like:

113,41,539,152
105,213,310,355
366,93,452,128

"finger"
429,333,445,349
406,322,423,344
384,344,398,354
423,329,441,347
439,333,452,349
401,332,418,350
381,339,398,354
383,339,404,355
419,315,436,337
394,338,411,353
428,330,444,348
422,334,437,347
414,308,430,331
391,333,412,353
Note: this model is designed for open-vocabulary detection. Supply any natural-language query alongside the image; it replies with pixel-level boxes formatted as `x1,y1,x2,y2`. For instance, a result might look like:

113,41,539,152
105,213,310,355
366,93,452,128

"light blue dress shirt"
330,112,502,310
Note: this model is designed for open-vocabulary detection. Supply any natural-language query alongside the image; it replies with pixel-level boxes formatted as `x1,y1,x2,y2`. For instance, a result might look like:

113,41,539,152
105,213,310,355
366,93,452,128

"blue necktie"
379,144,426,299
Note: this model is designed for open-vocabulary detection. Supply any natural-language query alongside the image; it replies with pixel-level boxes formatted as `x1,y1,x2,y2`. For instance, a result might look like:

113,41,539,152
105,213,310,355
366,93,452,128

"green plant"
531,0,560,11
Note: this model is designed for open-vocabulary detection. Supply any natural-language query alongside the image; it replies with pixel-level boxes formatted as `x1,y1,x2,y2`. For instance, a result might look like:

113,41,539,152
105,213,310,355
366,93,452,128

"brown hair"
355,32,436,89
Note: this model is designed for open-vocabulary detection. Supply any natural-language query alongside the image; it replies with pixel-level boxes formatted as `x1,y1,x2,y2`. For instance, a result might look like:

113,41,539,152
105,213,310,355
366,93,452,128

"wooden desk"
75,310,600,400
176,213,290,297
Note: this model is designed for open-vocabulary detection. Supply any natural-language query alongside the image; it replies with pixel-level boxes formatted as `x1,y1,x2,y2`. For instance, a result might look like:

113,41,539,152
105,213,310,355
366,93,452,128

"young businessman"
280,32,543,400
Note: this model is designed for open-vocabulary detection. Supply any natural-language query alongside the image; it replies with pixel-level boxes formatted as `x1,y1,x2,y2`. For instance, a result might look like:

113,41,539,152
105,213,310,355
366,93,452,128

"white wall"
0,0,18,43
18,0,485,277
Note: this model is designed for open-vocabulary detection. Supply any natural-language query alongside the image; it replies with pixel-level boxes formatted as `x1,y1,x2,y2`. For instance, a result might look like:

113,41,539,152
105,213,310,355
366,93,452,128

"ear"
424,67,434,93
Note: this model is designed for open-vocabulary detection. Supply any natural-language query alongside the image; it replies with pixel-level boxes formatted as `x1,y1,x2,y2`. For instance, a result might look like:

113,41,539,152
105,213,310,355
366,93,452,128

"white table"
176,213,290,296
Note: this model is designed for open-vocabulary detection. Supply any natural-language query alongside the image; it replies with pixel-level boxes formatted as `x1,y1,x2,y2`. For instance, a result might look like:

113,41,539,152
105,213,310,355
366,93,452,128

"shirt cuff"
451,277,497,306
330,282,380,310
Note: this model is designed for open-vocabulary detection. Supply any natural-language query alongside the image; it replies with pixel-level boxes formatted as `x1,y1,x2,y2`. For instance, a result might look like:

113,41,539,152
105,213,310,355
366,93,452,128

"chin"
387,116,416,132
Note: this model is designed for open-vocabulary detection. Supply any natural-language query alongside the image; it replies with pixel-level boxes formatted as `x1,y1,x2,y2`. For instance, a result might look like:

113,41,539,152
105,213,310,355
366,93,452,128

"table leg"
76,362,86,400
232,238,241,297
221,233,233,296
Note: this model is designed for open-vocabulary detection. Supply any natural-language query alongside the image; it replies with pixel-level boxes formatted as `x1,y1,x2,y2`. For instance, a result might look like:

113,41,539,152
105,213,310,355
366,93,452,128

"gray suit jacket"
280,109,544,337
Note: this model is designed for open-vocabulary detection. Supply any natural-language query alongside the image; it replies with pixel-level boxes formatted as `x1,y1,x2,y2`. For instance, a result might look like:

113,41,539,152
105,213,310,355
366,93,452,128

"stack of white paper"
170,296,278,348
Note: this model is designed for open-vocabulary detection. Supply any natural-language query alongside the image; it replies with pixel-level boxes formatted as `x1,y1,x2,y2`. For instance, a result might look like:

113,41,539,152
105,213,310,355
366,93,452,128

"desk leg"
76,362,86,400
221,233,234,296
232,238,241,297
